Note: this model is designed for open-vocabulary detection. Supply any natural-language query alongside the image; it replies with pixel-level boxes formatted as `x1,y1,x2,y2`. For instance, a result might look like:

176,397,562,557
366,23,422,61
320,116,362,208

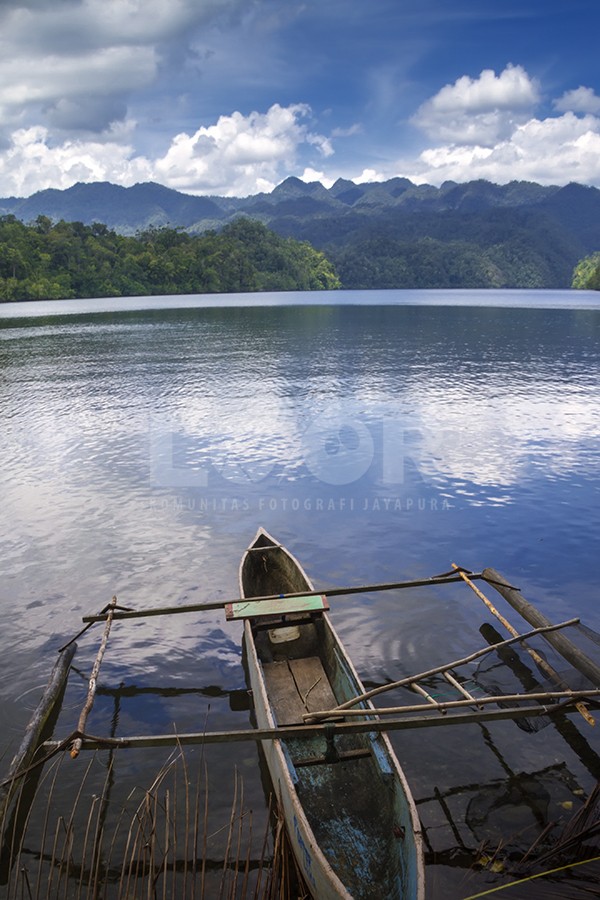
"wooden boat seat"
225,594,329,621
262,656,341,726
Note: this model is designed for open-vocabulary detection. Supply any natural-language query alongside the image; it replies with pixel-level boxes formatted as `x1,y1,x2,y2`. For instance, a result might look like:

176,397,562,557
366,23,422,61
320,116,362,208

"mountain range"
2,177,600,288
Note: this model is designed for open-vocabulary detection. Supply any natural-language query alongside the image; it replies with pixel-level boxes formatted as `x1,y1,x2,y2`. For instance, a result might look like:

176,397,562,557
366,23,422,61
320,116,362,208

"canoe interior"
241,531,421,900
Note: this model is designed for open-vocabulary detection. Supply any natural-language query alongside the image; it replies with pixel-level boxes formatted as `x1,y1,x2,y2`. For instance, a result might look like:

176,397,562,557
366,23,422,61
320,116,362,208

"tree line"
2,208,598,299
572,252,600,290
321,210,580,290
0,215,340,302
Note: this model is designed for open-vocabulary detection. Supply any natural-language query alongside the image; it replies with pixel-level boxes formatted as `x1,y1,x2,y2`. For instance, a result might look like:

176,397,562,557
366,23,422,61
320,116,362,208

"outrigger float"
3,528,600,899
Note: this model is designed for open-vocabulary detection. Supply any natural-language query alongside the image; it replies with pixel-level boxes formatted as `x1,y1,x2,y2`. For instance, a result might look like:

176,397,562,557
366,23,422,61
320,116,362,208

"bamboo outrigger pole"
453,565,595,726
306,690,600,719
70,595,118,759
304,618,580,722
40,694,596,755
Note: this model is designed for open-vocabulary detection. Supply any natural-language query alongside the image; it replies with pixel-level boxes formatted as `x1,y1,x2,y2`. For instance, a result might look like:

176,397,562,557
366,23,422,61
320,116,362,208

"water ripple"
2,302,600,862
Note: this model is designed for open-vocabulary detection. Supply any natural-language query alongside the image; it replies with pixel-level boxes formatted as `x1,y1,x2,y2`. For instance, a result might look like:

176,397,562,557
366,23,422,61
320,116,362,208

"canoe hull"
244,620,348,898
240,528,424,900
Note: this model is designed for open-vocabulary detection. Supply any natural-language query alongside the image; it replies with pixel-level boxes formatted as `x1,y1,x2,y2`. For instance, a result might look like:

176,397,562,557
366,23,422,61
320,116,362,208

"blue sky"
1,0,600,197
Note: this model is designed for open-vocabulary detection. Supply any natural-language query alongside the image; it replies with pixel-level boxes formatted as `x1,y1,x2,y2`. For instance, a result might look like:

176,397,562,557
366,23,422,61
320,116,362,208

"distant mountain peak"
271,176,331,199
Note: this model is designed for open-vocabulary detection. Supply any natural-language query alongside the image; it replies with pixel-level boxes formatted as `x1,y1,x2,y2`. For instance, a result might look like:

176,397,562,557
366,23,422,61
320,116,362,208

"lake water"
1,289,600,898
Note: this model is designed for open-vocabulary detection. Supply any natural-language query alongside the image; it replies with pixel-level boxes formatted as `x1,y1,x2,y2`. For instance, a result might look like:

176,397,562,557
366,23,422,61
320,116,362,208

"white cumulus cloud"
0,126,152,197
408,112,600,186
0,104,332,197
394,65,600,188
554,86,600,116
153,103,330,196
411,64,540,146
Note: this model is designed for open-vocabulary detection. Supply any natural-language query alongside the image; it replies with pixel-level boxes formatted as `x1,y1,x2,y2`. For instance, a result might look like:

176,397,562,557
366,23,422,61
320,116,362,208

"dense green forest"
572,252,600,290
0,215,340,301
2,205,599,300
328,231,569,289
4,177,600,290
301,207,584,289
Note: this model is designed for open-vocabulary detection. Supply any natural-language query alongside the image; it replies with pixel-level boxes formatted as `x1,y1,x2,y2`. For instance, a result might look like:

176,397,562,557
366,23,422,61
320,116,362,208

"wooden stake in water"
0,643,76,824
71,595,118,759
483,566,600,688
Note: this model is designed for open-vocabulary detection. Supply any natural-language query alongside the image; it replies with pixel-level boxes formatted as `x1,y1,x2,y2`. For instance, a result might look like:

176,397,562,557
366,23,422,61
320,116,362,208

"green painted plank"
225,594,328,620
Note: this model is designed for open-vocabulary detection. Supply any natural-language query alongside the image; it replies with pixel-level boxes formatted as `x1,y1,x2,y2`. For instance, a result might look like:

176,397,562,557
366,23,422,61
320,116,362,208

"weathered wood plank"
288,657,339,714
262,657,340,725
262,661,306,725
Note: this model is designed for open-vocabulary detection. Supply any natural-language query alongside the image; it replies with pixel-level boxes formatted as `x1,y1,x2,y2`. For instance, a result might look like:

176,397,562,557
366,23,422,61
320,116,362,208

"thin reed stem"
2,746,294,900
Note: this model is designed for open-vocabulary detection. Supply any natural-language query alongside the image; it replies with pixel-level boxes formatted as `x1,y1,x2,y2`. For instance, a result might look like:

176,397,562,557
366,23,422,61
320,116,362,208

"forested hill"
2,176,600,289
0,217,340,301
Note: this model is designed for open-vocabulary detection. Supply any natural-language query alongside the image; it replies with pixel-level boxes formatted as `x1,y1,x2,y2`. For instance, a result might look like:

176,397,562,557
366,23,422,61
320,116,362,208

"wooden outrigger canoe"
237,528,425,900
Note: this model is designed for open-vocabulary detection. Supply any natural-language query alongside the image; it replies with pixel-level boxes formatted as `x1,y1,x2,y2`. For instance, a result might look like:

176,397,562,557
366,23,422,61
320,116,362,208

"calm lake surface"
1,288,600,898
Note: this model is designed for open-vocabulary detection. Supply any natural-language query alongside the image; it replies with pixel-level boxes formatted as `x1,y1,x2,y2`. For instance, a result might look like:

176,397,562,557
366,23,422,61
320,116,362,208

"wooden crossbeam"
80,572,484,624
40,695,597,754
